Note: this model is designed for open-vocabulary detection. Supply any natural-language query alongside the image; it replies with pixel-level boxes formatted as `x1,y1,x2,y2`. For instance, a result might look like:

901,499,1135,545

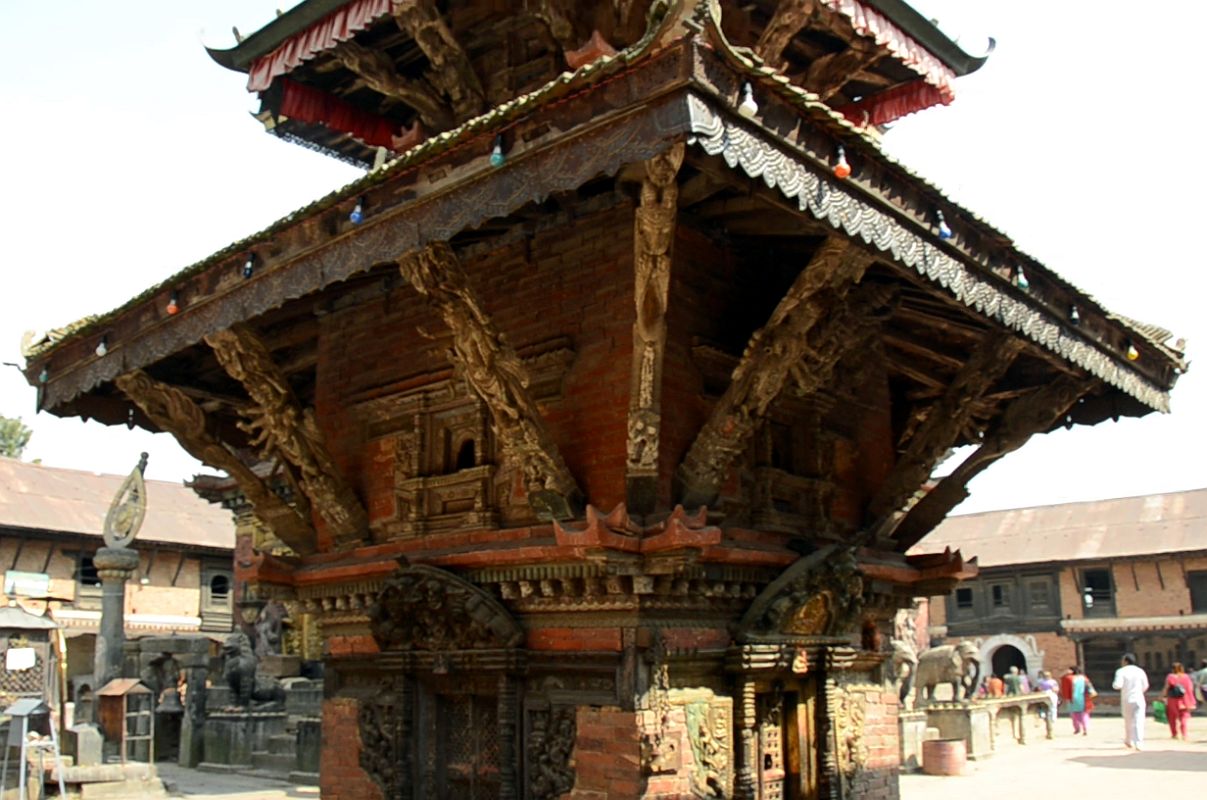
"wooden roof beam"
115,370,317,555
399,242,583,520
206,324,370,549
393,0,485,124
329,40,454,130
756,0,817,69
675,237,873,509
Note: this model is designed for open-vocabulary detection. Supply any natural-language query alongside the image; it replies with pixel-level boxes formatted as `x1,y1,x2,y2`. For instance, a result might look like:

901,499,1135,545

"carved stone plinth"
923,703,993,761
199,711,287,772
897,710,928,772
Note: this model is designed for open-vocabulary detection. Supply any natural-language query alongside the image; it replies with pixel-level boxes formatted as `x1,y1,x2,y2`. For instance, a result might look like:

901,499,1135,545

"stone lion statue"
221,632,285,709
914,641,980,704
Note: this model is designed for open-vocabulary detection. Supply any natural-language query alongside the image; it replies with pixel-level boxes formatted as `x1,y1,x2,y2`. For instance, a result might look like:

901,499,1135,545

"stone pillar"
179,650,211,767
92,546,140,691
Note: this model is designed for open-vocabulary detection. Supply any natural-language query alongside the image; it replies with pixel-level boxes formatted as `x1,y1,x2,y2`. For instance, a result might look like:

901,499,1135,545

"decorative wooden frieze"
206,324,369,548
527,706,577,800
329,39,453,131
399,242,582,520
866,332,1025,529
392,0,485,124
627,143,685,511
367,564,525,651
676,237,873,509
893,376,1090,548
114,370,317,555
738,545,864,640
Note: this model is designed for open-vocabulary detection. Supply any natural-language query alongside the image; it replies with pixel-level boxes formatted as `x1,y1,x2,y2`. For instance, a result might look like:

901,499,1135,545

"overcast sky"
1,1,1203,515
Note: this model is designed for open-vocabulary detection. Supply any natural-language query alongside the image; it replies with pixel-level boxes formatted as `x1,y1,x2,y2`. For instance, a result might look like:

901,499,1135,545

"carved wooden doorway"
416,687,502,799
756,679,819,800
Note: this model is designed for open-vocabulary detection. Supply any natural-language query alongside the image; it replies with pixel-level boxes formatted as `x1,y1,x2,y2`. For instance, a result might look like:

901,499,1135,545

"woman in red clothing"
1160,662,1197,740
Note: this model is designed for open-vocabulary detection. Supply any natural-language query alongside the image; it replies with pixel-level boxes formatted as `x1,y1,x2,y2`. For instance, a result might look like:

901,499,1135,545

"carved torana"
867,331,1025,528
627,143,685,504
115,370,317,554
206,325,369,547
677,238,873,508
367,564,524,651
740,545,865,639
399,242,582,520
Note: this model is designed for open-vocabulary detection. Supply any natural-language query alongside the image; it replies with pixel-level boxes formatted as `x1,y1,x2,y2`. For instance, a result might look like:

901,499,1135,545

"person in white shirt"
1112,653,1150,749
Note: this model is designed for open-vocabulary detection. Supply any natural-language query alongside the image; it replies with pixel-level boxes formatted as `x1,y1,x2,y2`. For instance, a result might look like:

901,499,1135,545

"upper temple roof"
20,2,1185,439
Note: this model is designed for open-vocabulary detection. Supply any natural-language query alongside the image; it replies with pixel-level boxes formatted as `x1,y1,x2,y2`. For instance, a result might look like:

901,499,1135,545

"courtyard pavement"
901,714,1206,800
156,764,318,799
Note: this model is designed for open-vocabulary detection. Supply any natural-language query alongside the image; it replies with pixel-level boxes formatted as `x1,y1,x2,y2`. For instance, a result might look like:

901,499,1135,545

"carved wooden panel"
757,691,785,800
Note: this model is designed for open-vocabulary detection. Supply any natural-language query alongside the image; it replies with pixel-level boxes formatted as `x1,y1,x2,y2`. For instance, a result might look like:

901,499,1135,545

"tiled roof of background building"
0,458,233,551
911,488,1207,567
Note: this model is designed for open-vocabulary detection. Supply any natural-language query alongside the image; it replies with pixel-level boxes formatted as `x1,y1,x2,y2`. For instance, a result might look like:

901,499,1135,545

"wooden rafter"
866,332,1025,526
627,143,685,511
205,325,369,548
115,370,317,555
399,242,582,520
676,237,873,508
393,0,485,123
329,40,454,131
756,0,816,68
801,39,882,101
892,376,1092,549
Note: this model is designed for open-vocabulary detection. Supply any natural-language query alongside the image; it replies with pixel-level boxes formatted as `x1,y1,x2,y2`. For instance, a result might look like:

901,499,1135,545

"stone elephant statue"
915,641,980,703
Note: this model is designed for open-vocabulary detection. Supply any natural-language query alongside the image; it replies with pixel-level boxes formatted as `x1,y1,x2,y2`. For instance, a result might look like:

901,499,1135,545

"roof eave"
206,0,353,73
863,0,992,76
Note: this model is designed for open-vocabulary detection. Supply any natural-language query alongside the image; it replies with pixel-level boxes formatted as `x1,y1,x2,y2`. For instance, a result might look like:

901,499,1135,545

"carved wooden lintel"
892,376,1091,549
393,0,485,123
399,242,582,520
755,0,816,68
115,370,317,555
205,325,369,548
676,237,873,509
867,332,1025,526
329,40,454,131
627,144,685,511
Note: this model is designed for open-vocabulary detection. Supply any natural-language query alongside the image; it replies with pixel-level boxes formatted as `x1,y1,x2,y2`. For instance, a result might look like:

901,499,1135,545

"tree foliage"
0,415,33,459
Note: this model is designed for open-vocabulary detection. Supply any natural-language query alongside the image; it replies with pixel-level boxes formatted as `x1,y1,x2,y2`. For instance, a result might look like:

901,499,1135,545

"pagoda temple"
22,1,1186,798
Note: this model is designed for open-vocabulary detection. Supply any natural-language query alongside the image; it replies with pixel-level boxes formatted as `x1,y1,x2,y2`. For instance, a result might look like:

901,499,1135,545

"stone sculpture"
914,641,980,703
221,632,285,708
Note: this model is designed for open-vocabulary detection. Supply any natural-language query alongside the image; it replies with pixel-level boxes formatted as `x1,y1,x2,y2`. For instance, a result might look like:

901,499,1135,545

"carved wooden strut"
892,375,1090,548
393,0,485,123
205,325,369,548
329,40,454,131
399,242,583,520
866,332,1025,531
115,370,317,555
627,143,685,511
676,237,873,508
756,0,816,68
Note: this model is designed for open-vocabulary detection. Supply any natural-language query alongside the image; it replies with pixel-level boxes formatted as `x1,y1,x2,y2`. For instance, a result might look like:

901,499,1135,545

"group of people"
976,655,1207,749
1061,655,1204,749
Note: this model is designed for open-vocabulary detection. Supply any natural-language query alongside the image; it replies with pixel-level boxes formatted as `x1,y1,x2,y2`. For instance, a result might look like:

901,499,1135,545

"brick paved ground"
157,764,318,799
901,714,1207,800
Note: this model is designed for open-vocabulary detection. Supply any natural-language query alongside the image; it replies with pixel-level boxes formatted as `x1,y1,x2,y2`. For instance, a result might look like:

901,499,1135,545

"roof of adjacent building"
910,488,1207,568
0,457,234,551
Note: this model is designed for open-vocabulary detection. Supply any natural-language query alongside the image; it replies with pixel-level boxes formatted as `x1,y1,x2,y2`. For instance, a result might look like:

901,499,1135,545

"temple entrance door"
756,678,819,800
417,688,501,799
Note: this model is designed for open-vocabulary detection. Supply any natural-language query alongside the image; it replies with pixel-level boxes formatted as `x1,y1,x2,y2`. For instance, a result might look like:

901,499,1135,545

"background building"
915,488,1207,697
0,457,234,708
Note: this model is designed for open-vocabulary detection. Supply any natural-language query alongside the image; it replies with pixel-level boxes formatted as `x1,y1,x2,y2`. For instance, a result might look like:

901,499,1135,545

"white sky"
1,1,1204,515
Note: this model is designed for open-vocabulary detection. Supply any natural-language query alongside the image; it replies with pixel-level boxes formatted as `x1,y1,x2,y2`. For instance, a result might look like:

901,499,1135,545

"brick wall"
1111,556,1207,617
565,706,644,799
1030,632,1076,674
843,684,901,800
319,697,384,800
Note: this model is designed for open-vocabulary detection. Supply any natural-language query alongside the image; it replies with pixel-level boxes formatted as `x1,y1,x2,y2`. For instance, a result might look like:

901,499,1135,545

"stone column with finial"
92,453,149,695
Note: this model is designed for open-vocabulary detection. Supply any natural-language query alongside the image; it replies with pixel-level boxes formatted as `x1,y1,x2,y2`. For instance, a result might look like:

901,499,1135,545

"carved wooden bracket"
393,0,485,124
755,0,817,68
627,143,685,511
114,370,317,555
892,376,1091,549
676,237,873,509
866,332,1025,527
205,324,369,548
399,242,583,520
329,39,454,131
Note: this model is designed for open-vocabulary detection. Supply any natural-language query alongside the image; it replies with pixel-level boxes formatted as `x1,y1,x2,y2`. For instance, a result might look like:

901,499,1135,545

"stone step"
80,778,170,799
252,750,296,774
289,770,320,786
268,733,297,755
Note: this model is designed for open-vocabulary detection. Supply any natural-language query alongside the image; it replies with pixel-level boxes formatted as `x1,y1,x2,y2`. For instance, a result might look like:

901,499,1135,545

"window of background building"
1081,568,1114,617
200,562,234,632
1188,571,1207,613
990,583,1012,615
1027,579,1052,612
955,587,974,611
